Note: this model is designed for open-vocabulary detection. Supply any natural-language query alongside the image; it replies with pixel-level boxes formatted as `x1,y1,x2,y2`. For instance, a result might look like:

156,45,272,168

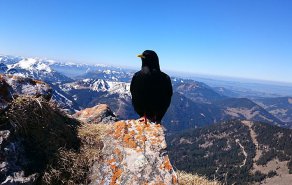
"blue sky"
0,0,292,83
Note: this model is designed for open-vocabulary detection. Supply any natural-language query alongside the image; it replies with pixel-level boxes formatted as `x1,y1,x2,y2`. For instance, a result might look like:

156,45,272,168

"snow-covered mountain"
1,54,291,129
0,55,23,65
0,56,72,83
0,55,134,114
61,78,130,96
77,70,133,82
0,55,133,82
56,78,132,116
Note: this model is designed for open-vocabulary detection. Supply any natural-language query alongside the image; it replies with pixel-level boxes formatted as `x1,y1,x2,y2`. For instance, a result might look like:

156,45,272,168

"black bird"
130,50,173,123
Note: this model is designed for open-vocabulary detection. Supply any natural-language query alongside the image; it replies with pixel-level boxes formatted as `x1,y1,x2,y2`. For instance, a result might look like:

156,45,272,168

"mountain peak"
14,58,52,73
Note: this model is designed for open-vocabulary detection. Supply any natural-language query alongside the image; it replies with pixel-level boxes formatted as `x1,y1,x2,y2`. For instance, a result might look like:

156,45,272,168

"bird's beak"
137,54,145,59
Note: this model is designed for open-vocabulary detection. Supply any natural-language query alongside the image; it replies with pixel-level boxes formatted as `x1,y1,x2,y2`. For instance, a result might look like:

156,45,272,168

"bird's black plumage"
130,50,173,123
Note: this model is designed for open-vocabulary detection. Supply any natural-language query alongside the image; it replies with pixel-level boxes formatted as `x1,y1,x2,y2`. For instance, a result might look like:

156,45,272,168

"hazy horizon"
2,52,292,87
1,0,292,83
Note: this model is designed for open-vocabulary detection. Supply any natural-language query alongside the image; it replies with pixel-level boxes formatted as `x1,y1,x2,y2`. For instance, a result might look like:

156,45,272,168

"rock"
89,118,178,185
0,63,8,73
0,78,13,111
0,129,35,184
2,171,38,185
73,104,118,124
0,96,79,185
0,74,52,111
1,94,177,184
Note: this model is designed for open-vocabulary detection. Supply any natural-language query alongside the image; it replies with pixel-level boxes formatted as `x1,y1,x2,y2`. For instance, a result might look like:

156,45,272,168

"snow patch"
15,58,52,73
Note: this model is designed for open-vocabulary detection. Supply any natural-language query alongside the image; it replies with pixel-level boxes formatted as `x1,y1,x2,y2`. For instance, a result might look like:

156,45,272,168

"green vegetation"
167,120,257,184
253,122,292,171
167,120,292,184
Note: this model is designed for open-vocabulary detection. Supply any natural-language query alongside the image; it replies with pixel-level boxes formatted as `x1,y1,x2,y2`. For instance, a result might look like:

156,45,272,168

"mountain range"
1,55,292,131
1,54,292,184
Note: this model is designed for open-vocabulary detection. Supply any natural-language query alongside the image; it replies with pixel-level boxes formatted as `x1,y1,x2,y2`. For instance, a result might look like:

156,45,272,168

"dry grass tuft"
41,124,110,185
5,96,80,174
42,149,89,185
177,171,221,185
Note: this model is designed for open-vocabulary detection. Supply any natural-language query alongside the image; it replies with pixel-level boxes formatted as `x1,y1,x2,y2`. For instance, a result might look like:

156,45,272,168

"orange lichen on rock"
155,180,166,185
151,130,160,137
151,138,161,146
107,158,116,165
136,148,143,153
163,156,173,171
155,124,161,128
136,125,145,139
110,164,117,171
144,126,152,132
144,123,152,132
113,121,126,139
110,168,123,185
136,134,147,142
123,134,131,143
172,174,177,184
114,148,121,156
129,130,135,136
89,119,178,184
123,133,137,148
141,135,147,142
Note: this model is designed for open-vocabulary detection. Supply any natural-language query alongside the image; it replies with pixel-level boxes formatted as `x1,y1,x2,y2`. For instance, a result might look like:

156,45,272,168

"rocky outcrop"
0,96,79,184
1,83,178,184
73,104,118,124
89,118,178,185
0,74,52,111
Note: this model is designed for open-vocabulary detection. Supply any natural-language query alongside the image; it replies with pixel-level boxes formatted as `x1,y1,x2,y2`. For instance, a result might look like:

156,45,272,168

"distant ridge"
1,54,292,129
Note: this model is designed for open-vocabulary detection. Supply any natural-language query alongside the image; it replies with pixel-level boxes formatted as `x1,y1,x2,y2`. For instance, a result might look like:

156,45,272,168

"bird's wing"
130,73,138,95
161,73,173,99
130,72,145,116
166,75,173,97
155,73,173,122
164,74,173,109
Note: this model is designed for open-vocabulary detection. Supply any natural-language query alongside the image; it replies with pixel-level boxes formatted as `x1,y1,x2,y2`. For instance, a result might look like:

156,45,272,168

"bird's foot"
139,115,147,124
139,116,147,124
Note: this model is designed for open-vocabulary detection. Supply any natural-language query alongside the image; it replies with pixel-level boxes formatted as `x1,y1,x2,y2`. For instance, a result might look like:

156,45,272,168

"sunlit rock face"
89,118,178,185
73,104,118,124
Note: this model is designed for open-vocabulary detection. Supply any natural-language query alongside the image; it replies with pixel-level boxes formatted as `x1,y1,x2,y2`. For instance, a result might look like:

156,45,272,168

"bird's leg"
144,113,147,124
